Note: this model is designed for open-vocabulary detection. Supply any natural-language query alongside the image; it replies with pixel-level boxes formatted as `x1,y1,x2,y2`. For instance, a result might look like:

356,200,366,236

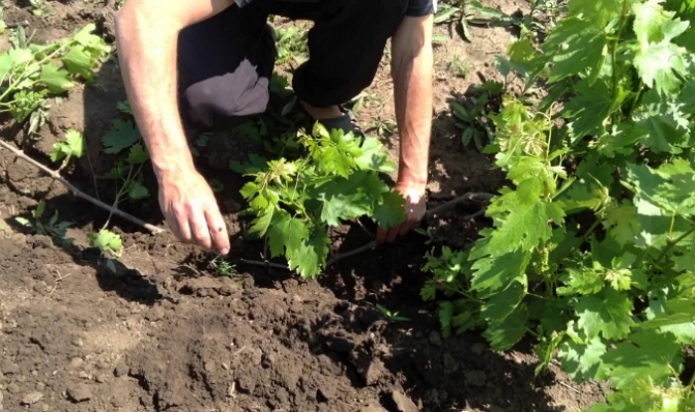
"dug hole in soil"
0,1,606,411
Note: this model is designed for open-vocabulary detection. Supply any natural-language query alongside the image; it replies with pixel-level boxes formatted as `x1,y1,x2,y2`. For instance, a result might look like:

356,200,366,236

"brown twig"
0,139,165,235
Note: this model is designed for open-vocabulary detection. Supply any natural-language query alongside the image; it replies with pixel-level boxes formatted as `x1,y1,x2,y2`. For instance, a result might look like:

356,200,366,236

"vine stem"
242,191,496,271
0,138,165,235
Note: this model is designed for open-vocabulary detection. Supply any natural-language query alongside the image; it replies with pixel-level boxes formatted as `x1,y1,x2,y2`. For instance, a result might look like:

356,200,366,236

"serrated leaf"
126,143,149,165
576,288,634,340
127,180,149,200
480,280,526,321
267,211,308,258
483,304,528,351
101,119,140,154
633,0,690,94
373,191,405,229
557,336,607,382
39,63,74,94
316,171,386,226
50,129,85,162
470,247,529,297
597,330,683,389
543,17,607,83
88,229,123,257
248,205,274,237
287,227,329,278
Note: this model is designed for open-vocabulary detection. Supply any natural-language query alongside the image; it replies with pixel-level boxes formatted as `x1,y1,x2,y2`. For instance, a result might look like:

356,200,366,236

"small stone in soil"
442,353,459,374
114,361,129,377
428,331,442,346
464,370,487,387
1,360,19,375
67,384,92,402
68,357,84,370
0,389,4,410
471,342,486,356
21,391,43,405
391,390,418,412
360,402,388,412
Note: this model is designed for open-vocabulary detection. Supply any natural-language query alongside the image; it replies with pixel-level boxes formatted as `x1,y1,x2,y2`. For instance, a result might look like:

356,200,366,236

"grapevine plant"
241,124,404,278
423,1,695,410
0,24,110,127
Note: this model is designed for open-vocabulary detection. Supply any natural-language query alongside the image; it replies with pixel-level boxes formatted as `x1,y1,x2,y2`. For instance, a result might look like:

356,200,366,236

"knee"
182,62,270,127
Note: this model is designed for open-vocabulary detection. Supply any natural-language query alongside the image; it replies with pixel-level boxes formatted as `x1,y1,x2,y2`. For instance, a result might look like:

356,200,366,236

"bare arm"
115,0,234,253
378,15,433,242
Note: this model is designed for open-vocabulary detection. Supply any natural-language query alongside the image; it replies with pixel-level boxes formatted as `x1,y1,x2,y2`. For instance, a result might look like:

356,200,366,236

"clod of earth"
66,384,92,403
21,391,43,405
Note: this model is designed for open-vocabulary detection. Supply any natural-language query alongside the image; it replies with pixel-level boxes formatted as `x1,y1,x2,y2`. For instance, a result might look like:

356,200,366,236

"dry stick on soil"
241,191,495,271
0,139,165,235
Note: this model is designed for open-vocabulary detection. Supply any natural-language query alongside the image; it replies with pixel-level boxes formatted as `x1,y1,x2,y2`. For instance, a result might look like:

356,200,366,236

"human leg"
177,4,276,129
291,0,409,107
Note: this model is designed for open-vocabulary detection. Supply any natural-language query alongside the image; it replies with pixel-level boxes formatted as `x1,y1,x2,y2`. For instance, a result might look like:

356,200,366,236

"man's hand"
158,170,230,254
376,181,426,243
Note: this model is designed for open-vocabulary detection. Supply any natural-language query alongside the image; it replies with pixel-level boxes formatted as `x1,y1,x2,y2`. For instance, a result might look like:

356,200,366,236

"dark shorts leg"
290,0,409,107
177,4,276,129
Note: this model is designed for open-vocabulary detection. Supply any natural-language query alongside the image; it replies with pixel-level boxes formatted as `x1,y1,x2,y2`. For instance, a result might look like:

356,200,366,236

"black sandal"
316,111,363,136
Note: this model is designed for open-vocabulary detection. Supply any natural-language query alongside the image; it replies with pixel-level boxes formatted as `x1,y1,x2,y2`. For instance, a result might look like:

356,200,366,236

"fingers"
205,208,230,255
189,209,213,250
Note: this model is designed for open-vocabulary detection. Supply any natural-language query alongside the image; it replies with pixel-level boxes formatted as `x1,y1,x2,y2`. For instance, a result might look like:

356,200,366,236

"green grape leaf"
597,330,683,389
287,228,329,278
470,246,529,297
626,160,695,217
633,0,690,94
373,191,405,229
568,0,622,28
127,181,149,201
483,304,528,352
480,280,526,322
316,171,386,226
38,63,74,94
88,229,123,257
102,119,140,154
557,336,607,382
126,143,149,165
576,288,634,340
543,17,607,83
355,137,395,173
563,79,614,141
50,129,85,162
267,211,308,258
248,205,274,237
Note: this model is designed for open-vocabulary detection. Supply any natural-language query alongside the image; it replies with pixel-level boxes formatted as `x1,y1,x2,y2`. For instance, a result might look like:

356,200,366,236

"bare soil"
1,1,607,412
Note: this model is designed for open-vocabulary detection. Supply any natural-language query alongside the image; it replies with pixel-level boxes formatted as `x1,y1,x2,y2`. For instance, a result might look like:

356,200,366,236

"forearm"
115,0,232,181
392,16,433,190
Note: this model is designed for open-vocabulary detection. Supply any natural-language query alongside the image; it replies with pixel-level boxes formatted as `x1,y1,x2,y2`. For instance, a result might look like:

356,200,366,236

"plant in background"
451,81,504,150
424,1,695,410
240,124,404,278
88,229,123,258
15,200,73,245
0,24,110,133
100,103,151,203
50,128,85,170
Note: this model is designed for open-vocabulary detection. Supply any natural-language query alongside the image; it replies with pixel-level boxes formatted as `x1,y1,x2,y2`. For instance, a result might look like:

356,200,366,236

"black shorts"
177,0,411,128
